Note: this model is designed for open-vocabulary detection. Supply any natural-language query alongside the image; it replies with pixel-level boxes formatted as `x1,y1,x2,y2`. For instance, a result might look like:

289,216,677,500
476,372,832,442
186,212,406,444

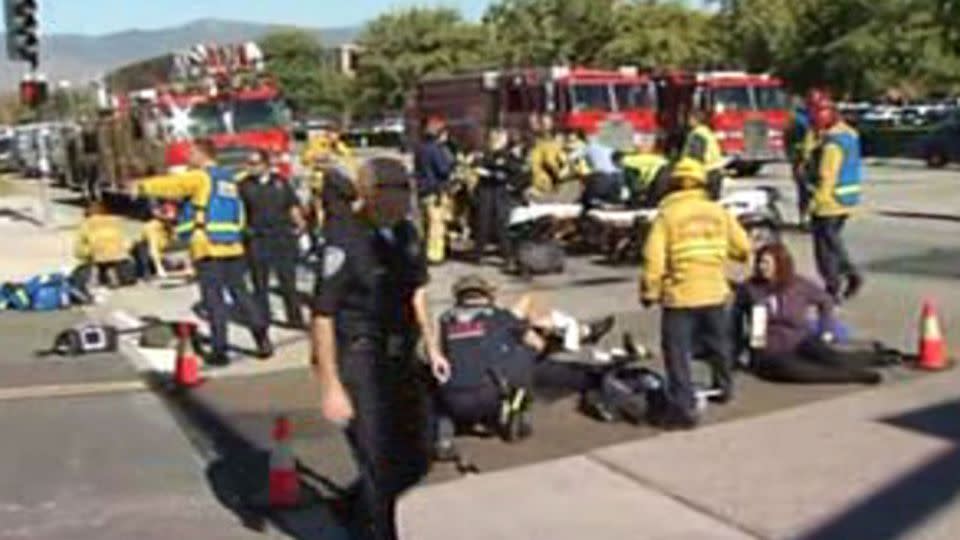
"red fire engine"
407,66,658,152
106,41,293,178
655,70,790,175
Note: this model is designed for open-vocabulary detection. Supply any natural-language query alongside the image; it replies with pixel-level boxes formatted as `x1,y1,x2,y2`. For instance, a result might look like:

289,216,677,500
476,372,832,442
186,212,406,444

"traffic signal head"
19,76,47,107
4,0,39,69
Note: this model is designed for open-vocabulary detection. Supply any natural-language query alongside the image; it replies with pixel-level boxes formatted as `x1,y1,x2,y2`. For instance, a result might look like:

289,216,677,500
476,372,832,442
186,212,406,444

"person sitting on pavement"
737,243,894,385
434,274,615,453
131,201,177,280
73,201,133,290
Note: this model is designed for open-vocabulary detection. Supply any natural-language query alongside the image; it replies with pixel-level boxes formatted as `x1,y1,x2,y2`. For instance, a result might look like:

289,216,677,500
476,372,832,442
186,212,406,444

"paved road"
1,160,959,538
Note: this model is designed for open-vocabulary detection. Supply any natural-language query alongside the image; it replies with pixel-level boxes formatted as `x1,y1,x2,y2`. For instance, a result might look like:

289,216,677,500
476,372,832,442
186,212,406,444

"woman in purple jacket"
741,243,886,384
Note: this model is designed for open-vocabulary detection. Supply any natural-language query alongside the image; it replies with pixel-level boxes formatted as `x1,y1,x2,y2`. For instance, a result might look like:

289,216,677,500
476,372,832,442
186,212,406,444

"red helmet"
812,103,839,131
157,201,178,221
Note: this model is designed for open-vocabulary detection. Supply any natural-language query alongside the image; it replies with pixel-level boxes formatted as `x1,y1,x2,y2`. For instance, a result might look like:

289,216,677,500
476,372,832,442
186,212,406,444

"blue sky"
40,1,495,35
37,0,707,36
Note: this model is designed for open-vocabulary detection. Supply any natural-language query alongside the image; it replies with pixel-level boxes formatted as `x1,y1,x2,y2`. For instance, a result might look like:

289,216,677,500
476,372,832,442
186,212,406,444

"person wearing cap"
238,149,308,330
641,157,751,429
434,274,615,450
528,115,567,200
472,128,523,267
682,109,726,200
131,140,273,365
809,96,865,302
310,156,448,540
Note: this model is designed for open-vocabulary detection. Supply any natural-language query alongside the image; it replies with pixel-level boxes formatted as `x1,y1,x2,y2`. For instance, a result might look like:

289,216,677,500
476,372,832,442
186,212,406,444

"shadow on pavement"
865,248,960,281
144,373,353,539
877,210,960,223
798,398,960,540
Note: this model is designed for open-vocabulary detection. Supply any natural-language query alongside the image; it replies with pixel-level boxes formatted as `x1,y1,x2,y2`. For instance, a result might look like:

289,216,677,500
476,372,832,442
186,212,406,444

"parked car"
917,114,960,168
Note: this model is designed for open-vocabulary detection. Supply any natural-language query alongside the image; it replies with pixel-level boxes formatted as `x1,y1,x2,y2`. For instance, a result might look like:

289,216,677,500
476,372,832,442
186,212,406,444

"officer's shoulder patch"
322,246,346,278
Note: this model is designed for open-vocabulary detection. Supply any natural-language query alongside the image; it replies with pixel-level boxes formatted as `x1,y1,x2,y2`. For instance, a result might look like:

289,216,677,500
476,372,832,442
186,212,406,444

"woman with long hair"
741,243,890,385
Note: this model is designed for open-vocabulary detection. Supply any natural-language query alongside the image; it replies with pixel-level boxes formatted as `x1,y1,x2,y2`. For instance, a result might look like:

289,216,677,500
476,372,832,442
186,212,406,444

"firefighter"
682,109,725,200
132,140,273,366
787,90,829,227
528,115,567,201
809,97,865,302
640,158,751,429
414,117,456,264
131,201,177,280
621,140,670,208
73,201,132,289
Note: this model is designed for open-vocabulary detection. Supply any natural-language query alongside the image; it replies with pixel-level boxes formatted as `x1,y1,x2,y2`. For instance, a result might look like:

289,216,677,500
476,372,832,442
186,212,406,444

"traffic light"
19,74,46,108
4,0,39,69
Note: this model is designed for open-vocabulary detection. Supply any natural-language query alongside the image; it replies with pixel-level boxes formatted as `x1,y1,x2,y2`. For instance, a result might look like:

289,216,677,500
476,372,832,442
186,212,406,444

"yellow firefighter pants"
423,193,453,264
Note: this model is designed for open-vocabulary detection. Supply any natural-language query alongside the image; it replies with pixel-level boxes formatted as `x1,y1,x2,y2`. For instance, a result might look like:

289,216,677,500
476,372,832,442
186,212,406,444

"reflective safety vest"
622,153,668,189
824,128,862,208
683,125,723,171
174,166,245,245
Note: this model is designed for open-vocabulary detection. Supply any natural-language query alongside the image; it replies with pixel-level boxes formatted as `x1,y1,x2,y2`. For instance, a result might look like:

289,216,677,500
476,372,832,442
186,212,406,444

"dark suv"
918,115,960,168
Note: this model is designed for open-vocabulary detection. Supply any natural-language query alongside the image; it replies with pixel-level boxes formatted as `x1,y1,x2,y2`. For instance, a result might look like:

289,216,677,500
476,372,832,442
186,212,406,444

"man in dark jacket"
414,117,456,264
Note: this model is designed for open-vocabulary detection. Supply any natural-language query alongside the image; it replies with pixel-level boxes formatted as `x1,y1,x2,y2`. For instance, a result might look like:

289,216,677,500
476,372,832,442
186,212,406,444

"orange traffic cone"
918,299,949,371
267,416,301,508
173,322,202,388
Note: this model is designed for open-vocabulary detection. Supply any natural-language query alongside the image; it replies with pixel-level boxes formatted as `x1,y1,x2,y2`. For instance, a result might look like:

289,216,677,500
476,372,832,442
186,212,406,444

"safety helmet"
671,157,707,187
452,274,496,300
806,88,830,109
812,102,839,131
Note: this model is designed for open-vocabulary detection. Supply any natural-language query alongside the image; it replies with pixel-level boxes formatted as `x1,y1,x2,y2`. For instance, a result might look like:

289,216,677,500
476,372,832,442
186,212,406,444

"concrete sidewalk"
399,367,960,540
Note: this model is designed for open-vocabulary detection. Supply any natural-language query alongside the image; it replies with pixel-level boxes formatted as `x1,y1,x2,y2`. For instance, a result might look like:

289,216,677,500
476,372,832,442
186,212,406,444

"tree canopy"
261,0,960,118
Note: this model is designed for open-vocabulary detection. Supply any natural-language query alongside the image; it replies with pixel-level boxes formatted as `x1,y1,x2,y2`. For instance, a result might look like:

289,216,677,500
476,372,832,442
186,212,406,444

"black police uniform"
473,148,523,262
438,304,597,425
312,181,431,539
239,172,305,329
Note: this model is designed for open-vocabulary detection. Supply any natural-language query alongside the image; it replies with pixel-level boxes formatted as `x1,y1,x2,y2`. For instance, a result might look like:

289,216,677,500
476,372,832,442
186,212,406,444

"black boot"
253,329,274,360
581,316,616,345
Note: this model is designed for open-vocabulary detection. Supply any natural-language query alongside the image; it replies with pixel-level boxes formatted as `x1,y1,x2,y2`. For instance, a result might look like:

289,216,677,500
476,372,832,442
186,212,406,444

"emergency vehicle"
87,41,293,198
655,71,790,175
407,66,658,152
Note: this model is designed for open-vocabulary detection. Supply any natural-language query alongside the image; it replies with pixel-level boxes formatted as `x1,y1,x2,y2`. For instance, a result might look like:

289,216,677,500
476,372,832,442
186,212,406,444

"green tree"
356,8,492,112
483,0,619,66
714,0,798,72
598,1,721,69
259,29,355,121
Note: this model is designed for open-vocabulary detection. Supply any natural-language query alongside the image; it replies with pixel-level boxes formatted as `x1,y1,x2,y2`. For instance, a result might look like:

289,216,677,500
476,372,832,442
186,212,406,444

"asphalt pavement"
2,160,960,538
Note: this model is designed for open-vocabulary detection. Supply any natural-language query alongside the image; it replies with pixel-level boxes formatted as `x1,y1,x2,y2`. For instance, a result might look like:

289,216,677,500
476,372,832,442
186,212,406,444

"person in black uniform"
472,129,523,267
239,150,307,330
310,157,450,540
435,274,615,445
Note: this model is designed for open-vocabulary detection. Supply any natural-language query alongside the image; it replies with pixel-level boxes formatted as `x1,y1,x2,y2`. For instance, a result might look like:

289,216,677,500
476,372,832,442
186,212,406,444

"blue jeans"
661,305,733,418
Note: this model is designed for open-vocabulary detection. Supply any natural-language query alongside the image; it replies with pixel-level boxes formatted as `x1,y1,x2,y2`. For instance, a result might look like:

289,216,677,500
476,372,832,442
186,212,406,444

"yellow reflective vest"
683,124,724,172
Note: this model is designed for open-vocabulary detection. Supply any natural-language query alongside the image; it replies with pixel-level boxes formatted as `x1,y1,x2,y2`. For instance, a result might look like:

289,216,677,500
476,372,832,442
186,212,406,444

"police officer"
472,129,522,267
413,117,456,264
133,140,272,365
640,158,751,428
311,157,450,540
682,109,726,200
809,97,865,302
239,149,307,330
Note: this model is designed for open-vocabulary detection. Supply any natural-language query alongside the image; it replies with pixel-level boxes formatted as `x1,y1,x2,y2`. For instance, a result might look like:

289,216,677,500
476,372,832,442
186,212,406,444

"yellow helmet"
671,157,707,187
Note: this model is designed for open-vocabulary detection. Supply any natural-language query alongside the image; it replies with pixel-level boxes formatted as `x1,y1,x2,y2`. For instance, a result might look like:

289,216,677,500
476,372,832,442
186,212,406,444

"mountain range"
0,18,360,90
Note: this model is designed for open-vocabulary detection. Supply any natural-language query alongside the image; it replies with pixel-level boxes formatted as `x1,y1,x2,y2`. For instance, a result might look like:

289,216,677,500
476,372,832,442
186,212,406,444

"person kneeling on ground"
131,201,176,280
434,274,615,455
73,201,135,292
738,243,895,385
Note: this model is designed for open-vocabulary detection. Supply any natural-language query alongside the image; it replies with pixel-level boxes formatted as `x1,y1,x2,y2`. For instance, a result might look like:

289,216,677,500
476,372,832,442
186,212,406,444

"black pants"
72,261,125,290
790,161,812,218
131,240,158,279
439,359,595,426
247,236,303,328
661,305,733,418
472,185,513,261
195,257,267,357
706,170,724,201
580,173,624,213
812,215,858,297
753,338,881,384
341,337,431,540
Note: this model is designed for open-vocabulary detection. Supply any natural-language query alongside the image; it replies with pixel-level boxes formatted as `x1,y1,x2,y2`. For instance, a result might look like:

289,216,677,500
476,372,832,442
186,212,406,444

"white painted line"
0,380,148,402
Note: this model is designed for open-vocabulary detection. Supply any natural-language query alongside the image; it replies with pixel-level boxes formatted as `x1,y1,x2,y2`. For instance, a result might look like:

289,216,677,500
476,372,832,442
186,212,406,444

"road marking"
0,380,148,402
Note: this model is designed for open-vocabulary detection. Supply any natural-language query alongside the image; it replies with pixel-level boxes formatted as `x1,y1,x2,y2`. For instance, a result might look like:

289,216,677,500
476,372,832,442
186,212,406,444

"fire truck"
407,66,659,152
655,71,790,176
83,41,293,198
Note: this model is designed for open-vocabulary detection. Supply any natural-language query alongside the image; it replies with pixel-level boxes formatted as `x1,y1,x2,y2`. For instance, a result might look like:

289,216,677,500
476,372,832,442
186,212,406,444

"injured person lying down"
433,274,619,455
